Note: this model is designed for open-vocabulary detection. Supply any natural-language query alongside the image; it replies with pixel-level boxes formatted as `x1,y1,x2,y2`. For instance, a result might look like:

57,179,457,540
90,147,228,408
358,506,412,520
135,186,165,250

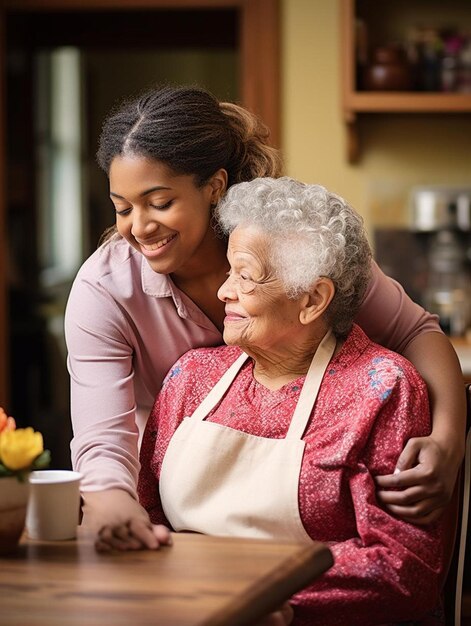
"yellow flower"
0,428,44,471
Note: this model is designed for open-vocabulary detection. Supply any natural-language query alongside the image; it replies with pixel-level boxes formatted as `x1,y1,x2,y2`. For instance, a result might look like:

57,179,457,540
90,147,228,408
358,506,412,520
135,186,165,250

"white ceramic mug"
26,470,82,541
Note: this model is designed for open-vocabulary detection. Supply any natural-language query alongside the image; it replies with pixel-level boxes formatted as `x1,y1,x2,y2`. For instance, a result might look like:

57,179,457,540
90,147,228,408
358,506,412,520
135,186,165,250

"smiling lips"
140,233,177,252
224,309,247,322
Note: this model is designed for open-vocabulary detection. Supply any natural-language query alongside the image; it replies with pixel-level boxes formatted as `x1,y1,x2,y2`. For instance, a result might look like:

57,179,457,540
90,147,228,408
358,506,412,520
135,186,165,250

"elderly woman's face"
217,226,304,352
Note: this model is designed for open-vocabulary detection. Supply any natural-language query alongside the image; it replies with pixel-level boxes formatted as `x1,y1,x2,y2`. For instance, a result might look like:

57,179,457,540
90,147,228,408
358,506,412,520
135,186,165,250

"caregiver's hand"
81,488,150,531
375,434,462,524
80,488,170,550
95,517,172,552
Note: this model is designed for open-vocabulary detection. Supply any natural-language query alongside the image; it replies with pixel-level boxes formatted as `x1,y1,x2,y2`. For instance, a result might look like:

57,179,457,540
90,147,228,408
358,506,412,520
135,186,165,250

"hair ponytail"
220,102,283,186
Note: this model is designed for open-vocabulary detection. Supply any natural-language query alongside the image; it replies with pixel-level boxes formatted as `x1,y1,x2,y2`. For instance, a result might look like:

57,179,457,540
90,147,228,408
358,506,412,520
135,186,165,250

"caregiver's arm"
94,395,172,552
65,266,146,534
356,260,466,523
65,274,141,497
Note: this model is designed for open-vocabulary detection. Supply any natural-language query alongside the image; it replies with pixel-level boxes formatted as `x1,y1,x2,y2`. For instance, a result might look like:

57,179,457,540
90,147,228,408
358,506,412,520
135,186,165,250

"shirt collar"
141,256,173,298
140,255,217,332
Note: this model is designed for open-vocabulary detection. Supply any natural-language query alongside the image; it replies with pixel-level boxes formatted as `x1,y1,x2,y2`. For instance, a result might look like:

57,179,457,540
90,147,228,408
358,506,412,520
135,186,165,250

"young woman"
64,85,465,536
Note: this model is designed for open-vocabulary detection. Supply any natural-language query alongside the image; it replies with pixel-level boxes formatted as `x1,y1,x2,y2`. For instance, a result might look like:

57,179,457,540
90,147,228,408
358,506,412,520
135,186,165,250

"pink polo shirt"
65,237,441,493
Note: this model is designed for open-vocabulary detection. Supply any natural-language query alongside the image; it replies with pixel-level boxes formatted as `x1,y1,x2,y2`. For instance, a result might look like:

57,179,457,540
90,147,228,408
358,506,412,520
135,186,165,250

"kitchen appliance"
410,186,471,232
410,186,471,335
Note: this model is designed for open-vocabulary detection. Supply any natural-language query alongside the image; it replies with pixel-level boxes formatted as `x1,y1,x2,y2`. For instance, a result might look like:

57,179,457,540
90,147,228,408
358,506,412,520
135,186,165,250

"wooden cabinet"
340,0,471,162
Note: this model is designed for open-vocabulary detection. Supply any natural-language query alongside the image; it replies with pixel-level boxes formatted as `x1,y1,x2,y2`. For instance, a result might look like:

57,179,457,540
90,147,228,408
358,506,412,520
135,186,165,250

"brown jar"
363,45,413,91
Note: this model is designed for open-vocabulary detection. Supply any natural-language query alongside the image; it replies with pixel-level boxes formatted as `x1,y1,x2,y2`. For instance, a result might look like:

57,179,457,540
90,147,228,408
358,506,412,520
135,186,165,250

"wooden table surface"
0,529,333,626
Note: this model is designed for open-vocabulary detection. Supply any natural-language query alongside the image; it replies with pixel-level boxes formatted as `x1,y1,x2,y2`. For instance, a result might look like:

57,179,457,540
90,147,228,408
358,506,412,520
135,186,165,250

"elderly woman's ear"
299,278,335,326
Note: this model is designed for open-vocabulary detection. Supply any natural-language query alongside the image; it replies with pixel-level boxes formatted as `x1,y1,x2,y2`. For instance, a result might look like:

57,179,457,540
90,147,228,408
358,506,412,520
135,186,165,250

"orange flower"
0,407,16,433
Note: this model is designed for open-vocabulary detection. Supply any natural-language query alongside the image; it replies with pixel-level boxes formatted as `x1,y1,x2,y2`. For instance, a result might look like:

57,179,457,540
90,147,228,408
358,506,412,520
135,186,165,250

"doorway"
0,0,280,467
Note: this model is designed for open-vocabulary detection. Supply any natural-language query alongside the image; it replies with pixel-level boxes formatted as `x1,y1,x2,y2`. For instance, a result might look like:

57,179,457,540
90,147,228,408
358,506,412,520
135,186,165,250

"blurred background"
1,0,471,469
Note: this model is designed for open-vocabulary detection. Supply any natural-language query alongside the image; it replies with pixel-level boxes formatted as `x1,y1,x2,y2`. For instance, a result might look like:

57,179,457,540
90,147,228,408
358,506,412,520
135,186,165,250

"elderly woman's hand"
95,518,172,552
375,434,463,524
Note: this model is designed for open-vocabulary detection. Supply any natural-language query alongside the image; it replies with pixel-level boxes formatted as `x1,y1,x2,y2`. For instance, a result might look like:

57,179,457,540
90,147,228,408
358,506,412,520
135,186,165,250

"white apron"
159,331,336,544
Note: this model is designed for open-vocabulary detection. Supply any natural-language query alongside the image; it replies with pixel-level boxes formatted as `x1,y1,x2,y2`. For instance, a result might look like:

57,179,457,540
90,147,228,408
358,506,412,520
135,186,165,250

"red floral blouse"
138,324,444,625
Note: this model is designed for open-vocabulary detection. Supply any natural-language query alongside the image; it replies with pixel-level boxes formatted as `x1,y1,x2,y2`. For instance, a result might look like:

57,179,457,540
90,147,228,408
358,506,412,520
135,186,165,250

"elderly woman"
98,178,444,625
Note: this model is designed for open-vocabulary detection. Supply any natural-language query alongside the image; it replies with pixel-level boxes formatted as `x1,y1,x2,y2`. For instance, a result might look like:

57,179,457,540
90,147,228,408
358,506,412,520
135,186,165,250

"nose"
131,207,158,239
217,274,237,302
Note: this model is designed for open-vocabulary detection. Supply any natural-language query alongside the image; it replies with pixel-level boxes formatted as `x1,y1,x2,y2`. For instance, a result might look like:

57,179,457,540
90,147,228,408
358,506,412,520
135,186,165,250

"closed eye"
150,200,173,210
226,270,254,282
115,207,132,216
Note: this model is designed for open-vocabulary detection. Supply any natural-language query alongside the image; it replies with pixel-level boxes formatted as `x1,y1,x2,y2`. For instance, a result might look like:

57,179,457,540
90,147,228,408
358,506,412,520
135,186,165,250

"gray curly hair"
216,177,372,337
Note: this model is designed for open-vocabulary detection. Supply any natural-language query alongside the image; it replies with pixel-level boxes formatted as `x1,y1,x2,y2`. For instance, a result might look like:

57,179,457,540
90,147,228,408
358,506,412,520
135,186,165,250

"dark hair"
97,85,282,188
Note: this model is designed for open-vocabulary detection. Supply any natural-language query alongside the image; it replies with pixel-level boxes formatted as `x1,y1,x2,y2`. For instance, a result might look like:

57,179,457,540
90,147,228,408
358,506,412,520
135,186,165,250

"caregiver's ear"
299,278,335,325
208,168,228,203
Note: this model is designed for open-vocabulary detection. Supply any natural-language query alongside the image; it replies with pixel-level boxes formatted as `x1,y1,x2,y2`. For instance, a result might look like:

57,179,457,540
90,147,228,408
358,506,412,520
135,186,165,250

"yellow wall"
281,0,471,233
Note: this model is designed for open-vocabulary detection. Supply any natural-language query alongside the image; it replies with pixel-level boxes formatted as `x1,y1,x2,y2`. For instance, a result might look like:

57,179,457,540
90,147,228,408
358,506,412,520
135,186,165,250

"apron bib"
159,331,336,543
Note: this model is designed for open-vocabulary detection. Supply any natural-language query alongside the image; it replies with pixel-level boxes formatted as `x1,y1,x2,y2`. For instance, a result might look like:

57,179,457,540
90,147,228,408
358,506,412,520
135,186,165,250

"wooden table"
0,530,333,626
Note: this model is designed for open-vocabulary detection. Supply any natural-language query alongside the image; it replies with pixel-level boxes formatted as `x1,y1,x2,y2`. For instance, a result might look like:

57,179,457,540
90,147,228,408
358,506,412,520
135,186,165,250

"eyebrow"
110,186,172,199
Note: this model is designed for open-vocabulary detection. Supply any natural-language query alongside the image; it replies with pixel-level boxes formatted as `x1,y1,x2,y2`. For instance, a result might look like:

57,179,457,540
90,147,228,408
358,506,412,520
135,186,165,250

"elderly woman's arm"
291,374,444,625
355,260,466,523
376,332,466,522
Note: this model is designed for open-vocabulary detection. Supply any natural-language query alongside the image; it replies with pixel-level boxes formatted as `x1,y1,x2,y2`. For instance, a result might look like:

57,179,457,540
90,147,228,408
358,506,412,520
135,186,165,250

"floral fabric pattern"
368,356,404,401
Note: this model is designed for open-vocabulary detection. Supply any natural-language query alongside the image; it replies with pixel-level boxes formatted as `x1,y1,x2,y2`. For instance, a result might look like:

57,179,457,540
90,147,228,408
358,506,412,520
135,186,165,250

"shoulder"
163,345,242,387
155,345,243,417
346,328,432,468
338,325,428,402
65,238,142,330
355,260,441,351
324,326,431,468
72,237,138,283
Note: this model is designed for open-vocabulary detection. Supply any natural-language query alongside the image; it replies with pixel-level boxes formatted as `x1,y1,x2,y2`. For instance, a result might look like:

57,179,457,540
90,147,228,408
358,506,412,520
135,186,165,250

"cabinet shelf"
340,0,471,162
345,92,471,114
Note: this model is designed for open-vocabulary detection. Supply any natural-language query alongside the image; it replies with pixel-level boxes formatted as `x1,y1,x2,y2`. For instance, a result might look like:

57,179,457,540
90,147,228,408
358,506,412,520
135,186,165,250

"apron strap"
190,351,250,422
286,330,336,440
